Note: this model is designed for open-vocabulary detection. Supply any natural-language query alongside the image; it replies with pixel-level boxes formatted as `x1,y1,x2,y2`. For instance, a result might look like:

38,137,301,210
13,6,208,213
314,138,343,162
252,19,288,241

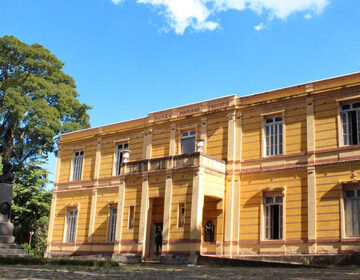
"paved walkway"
0,264,359,279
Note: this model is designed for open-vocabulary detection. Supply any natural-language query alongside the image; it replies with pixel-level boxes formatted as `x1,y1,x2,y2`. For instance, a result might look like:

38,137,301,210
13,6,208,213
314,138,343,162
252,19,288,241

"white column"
115,177,126,253
190,170,204,254
138,175,149,258
224,111,236,256
162,171,173,253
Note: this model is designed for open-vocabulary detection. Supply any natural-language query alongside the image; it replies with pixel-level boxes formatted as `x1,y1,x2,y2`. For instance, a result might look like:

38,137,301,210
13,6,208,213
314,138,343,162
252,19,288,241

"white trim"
336,95,360,102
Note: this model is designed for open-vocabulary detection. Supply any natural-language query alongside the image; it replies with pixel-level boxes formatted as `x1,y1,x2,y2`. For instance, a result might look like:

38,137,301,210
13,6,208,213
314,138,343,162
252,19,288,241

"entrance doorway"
149,223,163,258
146,198,164,259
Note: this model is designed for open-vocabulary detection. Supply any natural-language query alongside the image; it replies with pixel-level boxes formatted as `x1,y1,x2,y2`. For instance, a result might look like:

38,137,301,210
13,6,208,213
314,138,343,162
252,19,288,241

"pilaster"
306,92,317,252
162,171,173,253
88,189,97,242
306,96,315,164
224,111,236,256
115,177,126,253
307,166,317,252
200,117,207,152
46,192,57,253
138,175,149,258
94,139,102,186
54,148,61,184
232,112,242,255
169,124,176,156
190,170,204,254
143,129,152,159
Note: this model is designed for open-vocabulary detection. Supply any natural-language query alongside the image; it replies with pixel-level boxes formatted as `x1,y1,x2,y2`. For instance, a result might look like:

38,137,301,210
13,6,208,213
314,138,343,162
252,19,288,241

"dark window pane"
181,137,195,154
342,104,351,110
346,190,355,198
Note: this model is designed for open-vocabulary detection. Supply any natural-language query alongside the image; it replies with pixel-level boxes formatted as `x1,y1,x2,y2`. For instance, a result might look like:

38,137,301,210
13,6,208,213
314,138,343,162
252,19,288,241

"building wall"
48,73,360,258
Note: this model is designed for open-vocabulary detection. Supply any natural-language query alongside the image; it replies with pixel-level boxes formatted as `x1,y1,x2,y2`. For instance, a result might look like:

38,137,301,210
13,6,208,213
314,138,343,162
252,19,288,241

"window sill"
259,240,285,244
339,144,360,150
341,237,360,242
261,154,285,160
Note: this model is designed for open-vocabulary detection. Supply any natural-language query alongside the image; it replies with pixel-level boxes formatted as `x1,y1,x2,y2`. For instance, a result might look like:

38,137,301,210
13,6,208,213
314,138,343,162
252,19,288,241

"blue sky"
1,0,359,184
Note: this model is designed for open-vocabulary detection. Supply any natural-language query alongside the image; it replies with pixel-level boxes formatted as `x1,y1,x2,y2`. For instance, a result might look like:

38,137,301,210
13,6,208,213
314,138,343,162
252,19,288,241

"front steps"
0,243,30,258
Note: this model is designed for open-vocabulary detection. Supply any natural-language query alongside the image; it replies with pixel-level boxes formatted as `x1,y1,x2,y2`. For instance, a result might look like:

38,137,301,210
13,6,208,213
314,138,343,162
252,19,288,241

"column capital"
166,170,173,179
307,165,316,173
227,111,236,120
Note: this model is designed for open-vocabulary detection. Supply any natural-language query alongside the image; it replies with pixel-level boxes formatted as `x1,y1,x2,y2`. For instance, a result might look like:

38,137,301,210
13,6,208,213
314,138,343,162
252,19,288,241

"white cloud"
111,0,124,4
254,22,265,31
304,13,313,19
137,0,219,34
111,0,330,34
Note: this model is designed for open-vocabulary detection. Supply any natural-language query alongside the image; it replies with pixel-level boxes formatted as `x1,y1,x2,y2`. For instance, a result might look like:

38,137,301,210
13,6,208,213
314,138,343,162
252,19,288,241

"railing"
120,153,225,176
150,158,167,171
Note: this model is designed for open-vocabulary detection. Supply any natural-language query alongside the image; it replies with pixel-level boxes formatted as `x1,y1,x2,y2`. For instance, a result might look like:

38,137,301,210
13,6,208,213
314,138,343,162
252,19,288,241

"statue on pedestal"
0,163,15,244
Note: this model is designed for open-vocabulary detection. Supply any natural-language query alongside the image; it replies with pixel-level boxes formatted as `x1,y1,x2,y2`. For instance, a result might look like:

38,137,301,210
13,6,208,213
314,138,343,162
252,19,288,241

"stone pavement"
0,264,359,279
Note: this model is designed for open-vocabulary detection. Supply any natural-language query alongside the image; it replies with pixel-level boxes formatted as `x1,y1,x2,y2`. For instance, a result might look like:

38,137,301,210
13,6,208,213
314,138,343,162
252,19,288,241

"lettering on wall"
149,96,233,123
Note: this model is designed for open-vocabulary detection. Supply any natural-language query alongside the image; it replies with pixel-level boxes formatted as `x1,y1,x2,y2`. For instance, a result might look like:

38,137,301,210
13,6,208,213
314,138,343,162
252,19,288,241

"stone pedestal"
0,183,29,257
0,183,15,244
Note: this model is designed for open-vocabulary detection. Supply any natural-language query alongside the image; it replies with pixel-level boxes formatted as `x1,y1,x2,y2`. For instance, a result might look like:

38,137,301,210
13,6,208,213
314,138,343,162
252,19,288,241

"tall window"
181,130,196,154
108,207,117,242
178,203,185,228
128,206,135,229
344,189,360,237
341,102,360,146
264,116,283,157
114,143,128,176
65,209,78,243
72,151,84,181
264,196,283,240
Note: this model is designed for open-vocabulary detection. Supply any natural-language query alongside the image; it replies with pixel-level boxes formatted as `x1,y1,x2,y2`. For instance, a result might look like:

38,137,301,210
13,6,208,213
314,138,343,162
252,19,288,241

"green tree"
0,35,90,182
12,159,51,257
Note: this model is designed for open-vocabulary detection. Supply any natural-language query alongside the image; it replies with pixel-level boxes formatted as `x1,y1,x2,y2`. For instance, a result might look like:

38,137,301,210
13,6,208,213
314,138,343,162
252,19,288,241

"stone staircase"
0,243,30,258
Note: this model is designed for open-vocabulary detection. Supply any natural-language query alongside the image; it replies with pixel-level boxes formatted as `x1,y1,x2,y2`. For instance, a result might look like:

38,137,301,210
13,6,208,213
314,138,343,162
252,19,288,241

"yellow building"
46,72,360,263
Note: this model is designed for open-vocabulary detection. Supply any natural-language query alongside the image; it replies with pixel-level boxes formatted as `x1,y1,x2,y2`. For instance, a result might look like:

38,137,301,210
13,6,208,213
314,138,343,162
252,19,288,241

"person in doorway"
155,225,162,257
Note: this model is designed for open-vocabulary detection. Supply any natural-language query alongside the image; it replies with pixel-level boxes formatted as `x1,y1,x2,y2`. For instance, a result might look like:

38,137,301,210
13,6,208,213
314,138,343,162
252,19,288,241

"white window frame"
181,130,196,154
264,195,283,240
108,207,117,242
340,102,360,146
114,143,129,176
71,151,84,181
65,209,78,243
264,116,283,157
343,188,360,237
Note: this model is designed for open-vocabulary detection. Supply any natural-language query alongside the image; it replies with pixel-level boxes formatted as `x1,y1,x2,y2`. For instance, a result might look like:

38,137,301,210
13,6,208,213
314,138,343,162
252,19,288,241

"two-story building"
46,72,360,263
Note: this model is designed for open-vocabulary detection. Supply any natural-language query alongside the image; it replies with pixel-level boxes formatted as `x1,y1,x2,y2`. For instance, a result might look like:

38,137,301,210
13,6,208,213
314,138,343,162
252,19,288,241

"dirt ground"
0,264,359,280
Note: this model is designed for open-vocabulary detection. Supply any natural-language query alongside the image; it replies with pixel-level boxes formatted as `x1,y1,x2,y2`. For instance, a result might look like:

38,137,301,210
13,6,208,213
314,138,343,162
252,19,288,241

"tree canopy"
0,35,90,182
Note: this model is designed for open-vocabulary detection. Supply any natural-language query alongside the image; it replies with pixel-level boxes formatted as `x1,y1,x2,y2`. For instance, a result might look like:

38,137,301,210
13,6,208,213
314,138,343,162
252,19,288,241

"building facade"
46,73,360,262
